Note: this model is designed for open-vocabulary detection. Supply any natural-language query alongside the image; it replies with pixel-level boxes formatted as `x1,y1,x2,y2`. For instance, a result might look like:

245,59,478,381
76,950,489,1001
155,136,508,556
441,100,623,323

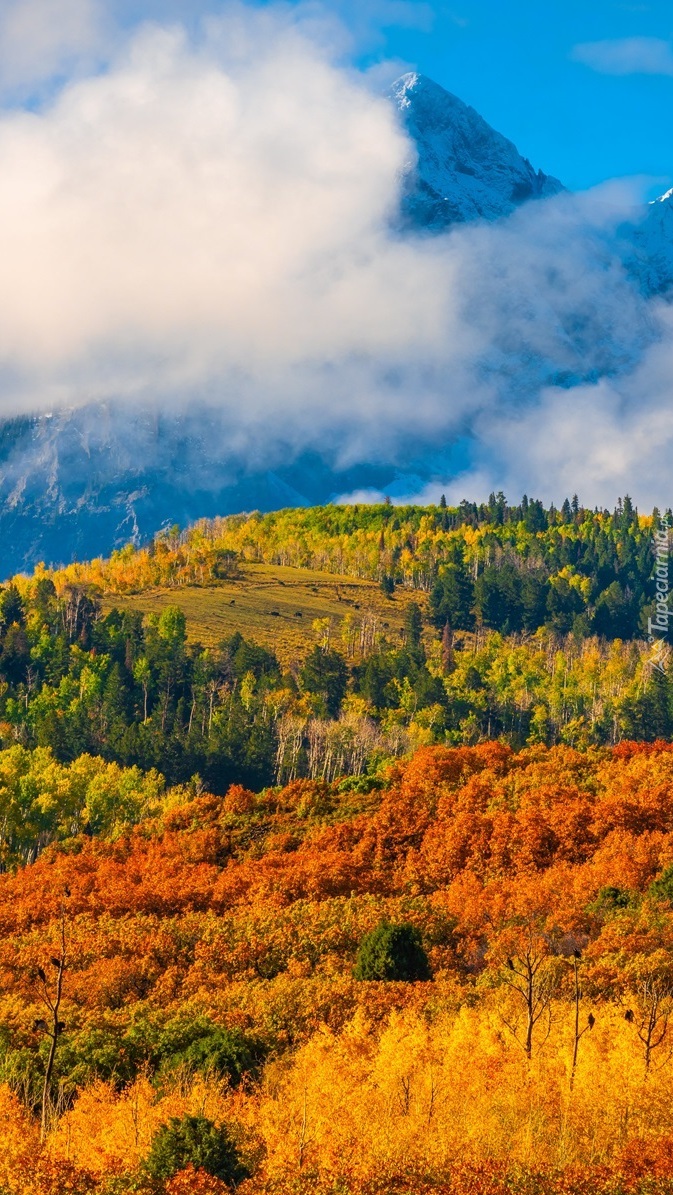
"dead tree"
624,978,673,1074
500,929,560,1059
568,950,595,1089
34,911,67,1142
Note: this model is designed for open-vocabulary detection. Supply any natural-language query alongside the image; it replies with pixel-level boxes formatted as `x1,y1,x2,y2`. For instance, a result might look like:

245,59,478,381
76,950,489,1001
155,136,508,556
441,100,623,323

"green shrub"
143,1114,249,1185
589,886,633,915
354,921,431,982
166,1026,264,1086
649,864,673,905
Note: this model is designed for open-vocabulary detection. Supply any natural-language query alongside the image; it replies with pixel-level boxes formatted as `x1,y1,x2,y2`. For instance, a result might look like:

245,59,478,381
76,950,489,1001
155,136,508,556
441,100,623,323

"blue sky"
349,0,673,193
2,0,671,193
379,0,673,192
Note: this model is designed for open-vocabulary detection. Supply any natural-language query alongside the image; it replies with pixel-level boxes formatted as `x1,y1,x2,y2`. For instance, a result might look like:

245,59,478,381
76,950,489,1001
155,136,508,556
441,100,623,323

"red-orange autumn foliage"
0,742,673,1191
165,1168,230,1194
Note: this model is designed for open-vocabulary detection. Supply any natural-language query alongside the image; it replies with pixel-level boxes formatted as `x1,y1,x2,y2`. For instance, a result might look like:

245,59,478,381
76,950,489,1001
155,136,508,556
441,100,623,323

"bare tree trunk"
38,914,67,1143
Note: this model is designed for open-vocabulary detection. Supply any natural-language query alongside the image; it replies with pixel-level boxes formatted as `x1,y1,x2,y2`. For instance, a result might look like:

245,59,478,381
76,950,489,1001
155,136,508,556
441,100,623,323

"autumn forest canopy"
0,494,672,794
0,496,672,1193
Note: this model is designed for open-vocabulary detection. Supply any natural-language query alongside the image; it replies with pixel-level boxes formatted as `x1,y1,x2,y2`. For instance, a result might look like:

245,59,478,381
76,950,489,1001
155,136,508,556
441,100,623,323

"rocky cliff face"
391,73,564,230
621,188,673,296
0,406,395,575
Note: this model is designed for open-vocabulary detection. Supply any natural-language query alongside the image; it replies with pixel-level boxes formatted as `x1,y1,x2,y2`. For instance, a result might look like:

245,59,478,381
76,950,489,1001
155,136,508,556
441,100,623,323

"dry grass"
101,563,427,666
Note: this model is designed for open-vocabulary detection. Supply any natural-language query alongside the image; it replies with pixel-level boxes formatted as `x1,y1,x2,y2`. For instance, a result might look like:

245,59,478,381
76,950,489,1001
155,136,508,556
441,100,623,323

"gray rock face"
391,73,564,229
0,406,393,577
621,188,673,296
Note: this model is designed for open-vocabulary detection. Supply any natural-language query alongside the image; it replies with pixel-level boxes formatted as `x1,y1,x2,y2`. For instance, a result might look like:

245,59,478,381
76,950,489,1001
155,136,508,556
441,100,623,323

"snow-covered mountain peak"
389,72,564,230
391,71,421,109
651,186,673,205
622,186,673,295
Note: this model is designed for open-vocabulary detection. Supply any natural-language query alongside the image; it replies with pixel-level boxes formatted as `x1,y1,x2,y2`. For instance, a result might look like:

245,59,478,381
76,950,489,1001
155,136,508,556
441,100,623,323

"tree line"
0,575,671,801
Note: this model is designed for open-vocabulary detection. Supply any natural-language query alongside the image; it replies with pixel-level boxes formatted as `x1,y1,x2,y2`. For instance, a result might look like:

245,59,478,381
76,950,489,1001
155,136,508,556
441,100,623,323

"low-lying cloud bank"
0,1,671,508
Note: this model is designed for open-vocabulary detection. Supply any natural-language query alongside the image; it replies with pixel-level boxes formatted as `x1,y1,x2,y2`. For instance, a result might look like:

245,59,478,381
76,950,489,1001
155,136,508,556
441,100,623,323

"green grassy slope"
101,563,426,666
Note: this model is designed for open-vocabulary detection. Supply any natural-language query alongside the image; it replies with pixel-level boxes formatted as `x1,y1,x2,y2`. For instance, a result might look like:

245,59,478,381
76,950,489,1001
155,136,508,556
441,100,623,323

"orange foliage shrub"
166,1166,231,1194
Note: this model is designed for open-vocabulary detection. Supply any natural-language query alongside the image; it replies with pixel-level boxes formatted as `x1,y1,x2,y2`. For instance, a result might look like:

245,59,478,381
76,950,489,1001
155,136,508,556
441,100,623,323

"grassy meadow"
101,562,427,665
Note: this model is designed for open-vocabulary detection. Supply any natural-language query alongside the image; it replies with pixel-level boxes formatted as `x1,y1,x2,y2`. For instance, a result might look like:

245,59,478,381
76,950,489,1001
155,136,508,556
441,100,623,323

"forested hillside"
0,498,670,797
0,497,670,1192
49,494,666,642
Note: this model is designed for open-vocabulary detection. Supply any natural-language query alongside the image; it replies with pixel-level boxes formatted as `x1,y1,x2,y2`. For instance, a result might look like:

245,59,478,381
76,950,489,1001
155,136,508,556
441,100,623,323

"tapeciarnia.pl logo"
648,513,671,675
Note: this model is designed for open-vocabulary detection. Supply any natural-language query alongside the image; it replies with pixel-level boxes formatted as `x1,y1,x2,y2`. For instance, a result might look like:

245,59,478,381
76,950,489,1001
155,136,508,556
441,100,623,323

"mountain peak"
623,184,673,295
650,186,673,206
389,72,564,230
391,71,451,106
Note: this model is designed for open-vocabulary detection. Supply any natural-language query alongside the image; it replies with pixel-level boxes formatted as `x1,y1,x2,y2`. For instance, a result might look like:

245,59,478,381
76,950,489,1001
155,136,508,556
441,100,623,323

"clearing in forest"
101,562,427,666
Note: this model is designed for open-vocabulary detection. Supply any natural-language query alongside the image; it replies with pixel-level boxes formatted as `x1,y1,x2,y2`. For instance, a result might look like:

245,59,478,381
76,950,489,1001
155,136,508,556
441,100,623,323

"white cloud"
0,0,105,92
571,36,673,76
0,12,481,459
404,297,673,511
0,4,670,508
